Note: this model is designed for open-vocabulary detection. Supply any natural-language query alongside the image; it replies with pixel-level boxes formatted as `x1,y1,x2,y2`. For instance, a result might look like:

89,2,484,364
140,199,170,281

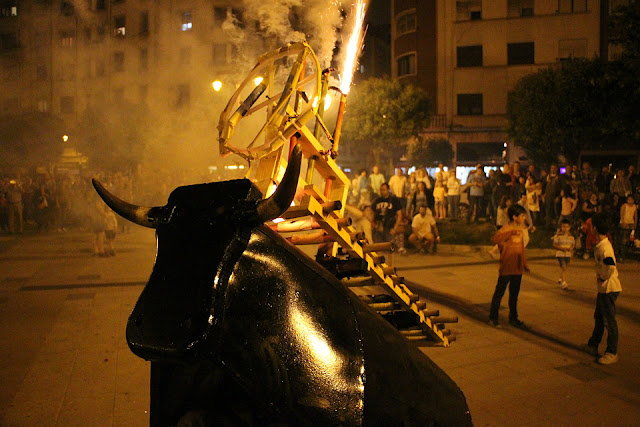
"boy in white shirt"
585,214,622,365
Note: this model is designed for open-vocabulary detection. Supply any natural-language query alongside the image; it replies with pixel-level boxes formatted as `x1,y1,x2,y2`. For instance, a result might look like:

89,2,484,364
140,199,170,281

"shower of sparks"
339,0,368,94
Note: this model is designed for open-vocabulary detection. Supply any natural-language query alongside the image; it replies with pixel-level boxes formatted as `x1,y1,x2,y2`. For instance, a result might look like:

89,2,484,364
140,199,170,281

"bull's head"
92,145,302,361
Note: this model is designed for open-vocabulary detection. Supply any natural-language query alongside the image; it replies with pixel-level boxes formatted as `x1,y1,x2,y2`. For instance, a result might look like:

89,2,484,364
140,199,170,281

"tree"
609,0,640,62
507,58,640,166
408,136,454,168
340,77,432,166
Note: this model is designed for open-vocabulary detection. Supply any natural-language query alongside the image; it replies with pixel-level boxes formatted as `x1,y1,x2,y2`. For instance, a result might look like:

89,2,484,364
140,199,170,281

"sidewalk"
1,227,639,426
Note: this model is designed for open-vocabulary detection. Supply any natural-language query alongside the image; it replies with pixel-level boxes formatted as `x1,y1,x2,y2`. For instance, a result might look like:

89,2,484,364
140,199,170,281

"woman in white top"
446,170,461,220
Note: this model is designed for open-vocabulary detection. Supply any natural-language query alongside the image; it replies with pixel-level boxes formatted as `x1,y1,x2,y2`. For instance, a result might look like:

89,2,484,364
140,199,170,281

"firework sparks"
339,0,368,94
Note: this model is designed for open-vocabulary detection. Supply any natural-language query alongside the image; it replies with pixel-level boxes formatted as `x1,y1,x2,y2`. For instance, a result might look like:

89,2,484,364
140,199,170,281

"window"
508,0,534,17
558,0,587,13
397,53,416,76
1,3,18,17
457,45,483,67
96,25,106,41
114,15,126,36
113,51,124,72
60,1,74,16
396,11,416,35
139,48,148,71
37,64,47,80
139,84,148,103
3,63,19,81
181,12,192,31
212,43,228,64
59,30,75,47
60,96,74,114
507,42,534,65
180,47,191,65
140,11,149,34
3,98,20,114
175,84,190,108
457,1,482,20
37,99,48,113
214,7,227,27
457,94,483,115
1,32,19,50
558,38,587,60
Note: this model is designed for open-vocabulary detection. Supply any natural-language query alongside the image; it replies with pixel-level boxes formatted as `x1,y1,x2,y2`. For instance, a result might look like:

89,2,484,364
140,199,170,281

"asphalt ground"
1,227,639,426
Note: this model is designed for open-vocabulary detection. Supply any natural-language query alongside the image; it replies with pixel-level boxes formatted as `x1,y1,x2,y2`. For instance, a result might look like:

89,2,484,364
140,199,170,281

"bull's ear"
92,179,158,229
256,144,302,222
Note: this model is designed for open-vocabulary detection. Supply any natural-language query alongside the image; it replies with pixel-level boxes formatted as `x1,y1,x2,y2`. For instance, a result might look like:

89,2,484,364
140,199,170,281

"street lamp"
212,80,223,91
62,135,69,142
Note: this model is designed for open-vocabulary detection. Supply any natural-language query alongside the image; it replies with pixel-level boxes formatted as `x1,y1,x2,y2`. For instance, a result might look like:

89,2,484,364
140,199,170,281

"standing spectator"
553,219,575,290
628,165,640,194
581,192,601,222
595,165,613,201
544,164,564,229
433,180,447,220
434,163,449,185
559,187,578,225
485,169,498,222
6,180,24,234
446,169,461,220
525,176,541,226
356,169,371,209
409,204,439,253
618,195,637,261
406,174,418,201
526,164,539,181
514,176,527,200
90,201,106,256
390,209,409,255
388,168,408,209
579,162,597,199
496,196,511,229
610,169,631,197
408,181,432,218
585,214,622,365
517,194,536,232
104,206,118,256
369,165,385,198
371,183,402,243
488,204,530,329
415,168,433,190
33,183,52,232
467,164,486,223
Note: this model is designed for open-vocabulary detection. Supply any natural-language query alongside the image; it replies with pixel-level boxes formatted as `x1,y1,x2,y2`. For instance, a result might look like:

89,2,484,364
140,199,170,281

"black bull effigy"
93,145,472,425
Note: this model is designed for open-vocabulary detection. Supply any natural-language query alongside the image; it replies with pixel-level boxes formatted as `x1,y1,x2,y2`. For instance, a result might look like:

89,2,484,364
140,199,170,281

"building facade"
391,0,625,167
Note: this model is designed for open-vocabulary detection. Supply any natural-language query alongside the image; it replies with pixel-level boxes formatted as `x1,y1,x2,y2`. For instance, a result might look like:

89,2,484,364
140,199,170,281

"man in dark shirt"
371,183,402,243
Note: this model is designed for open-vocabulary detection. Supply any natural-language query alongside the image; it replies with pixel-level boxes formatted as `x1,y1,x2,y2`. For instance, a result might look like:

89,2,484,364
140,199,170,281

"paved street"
1,227,639,426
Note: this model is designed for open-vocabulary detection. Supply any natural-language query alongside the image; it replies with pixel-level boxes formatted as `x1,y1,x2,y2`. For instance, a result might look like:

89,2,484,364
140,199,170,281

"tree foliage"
609,0,640,61
507,58,640,166
408,137,454,168
340,77,432,163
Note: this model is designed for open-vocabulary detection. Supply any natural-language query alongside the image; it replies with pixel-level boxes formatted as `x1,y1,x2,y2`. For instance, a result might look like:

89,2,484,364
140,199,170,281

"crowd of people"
346,161,640,260
0,166,210,255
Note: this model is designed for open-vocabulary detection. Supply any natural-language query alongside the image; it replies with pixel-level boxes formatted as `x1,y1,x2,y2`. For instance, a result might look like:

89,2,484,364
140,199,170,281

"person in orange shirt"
488,204,530,328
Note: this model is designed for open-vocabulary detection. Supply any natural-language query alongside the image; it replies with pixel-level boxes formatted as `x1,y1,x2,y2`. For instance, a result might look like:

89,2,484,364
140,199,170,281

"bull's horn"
256,144,302,222
92,179,157,229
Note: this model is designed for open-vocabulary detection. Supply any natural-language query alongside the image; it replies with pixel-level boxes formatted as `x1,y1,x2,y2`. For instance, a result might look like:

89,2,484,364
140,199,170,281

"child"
104,205,118,256
488,204,530,328
585,214,622,365
495,196,511,229
433,180,447,219
552,219,575,289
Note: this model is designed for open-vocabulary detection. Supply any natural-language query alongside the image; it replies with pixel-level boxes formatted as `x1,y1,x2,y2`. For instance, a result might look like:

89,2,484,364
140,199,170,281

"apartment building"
391,0,625,166
0,0,255,135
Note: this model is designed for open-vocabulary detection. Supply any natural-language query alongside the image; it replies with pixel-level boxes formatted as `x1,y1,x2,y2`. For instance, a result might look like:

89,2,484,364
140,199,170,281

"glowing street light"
212,80,223,91
62,135,69,142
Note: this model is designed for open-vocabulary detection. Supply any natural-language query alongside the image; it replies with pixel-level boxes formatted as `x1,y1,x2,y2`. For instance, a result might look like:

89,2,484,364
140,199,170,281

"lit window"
397,53,416,76
0,5,18,17
114,15,126,37
38,100,49,113
59,30,75,47
182,12,193,31
558,38,587,60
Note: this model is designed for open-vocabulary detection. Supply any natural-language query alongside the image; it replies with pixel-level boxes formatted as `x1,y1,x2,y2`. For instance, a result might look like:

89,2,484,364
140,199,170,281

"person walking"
553,219,575,290
488,204,530,329
585,214,622,365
